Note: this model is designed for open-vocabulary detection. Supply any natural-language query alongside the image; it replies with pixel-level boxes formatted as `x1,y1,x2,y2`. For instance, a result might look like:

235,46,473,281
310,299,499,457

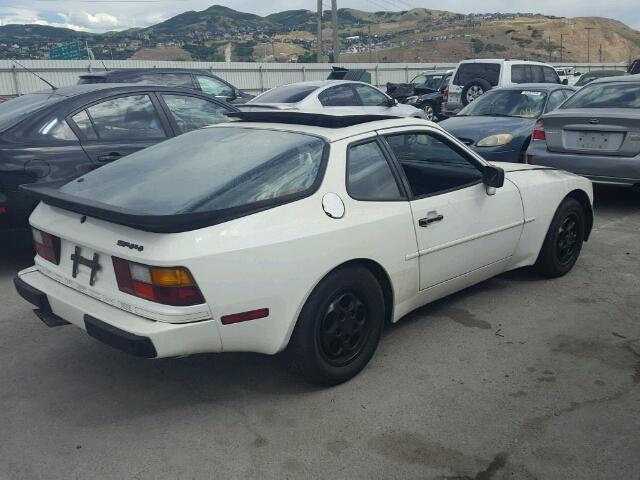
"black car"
0,83,238,232
386,71,452,121
78,69,254,104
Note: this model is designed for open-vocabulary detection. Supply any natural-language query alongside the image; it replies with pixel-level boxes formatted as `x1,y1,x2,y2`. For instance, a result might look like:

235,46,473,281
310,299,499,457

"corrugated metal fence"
0,60,629,96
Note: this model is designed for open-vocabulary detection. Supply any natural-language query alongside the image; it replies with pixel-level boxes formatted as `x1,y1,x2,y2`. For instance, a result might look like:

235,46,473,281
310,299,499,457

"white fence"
0,60,629,96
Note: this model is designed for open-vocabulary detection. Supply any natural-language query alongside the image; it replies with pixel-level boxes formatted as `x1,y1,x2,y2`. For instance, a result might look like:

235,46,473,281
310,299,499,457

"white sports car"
15,112,593,385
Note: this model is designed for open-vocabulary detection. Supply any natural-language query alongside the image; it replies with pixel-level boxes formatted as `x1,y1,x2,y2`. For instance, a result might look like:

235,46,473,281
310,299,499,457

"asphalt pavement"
0,185,638,479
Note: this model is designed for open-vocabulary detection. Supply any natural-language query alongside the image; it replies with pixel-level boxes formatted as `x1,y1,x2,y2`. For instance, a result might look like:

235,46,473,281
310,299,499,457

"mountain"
0,5,638,63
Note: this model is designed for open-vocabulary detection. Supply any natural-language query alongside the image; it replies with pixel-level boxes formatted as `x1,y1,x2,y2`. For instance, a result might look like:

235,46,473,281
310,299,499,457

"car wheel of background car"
461,78,492,106
534,198,585,278
421,103,436,121
286,265,385,385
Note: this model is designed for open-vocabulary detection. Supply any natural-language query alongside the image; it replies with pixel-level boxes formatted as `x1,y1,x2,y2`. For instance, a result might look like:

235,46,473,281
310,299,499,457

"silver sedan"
243,80,430,119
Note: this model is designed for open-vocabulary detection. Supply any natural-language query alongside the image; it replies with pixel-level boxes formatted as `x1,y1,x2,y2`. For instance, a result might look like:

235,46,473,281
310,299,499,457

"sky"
1,0,639,33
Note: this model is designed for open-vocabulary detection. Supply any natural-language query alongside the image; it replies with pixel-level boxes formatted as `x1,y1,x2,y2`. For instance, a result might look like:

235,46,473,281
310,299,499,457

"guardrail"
0,60,629,96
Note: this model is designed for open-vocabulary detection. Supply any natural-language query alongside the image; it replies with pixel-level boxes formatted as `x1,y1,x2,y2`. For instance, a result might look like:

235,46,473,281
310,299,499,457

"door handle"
418,213,444,227
97,152,122,162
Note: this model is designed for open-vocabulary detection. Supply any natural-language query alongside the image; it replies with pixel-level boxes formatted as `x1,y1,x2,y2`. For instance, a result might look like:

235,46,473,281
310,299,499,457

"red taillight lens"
443,86,449,102
532,120,546,141
32,228,60,265
112,257,204,307
0,206,7,214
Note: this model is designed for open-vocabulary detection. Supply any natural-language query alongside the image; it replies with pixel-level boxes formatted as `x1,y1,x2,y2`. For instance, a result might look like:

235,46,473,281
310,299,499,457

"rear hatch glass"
61,127,326,215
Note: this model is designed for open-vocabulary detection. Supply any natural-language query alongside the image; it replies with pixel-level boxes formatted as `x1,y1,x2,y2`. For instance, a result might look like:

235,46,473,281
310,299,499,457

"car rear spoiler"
20,182,303,234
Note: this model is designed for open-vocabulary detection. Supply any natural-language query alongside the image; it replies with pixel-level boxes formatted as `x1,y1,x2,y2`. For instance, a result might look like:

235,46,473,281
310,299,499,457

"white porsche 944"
15,112,593,385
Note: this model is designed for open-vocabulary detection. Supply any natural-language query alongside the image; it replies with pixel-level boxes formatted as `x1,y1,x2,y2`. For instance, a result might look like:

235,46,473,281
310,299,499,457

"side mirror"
483,164,504,195
562,79,569,85
387,97,398,107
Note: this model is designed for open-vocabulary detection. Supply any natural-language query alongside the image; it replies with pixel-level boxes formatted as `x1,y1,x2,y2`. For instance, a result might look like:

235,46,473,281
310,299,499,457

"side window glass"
354,84,389,106
545,91,565,112
543,67,560,83
162,95,232,133
38,118,77,141
71,110,98,140
386,133,482,197
85,95,166,141
511,65,527,83
347,141,403,201
319,85,360,106
160,73,195,88
196,75,233,97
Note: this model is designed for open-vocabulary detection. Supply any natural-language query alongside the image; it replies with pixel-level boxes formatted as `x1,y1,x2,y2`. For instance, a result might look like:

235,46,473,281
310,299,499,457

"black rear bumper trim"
14,275,70,327
84,315,157,358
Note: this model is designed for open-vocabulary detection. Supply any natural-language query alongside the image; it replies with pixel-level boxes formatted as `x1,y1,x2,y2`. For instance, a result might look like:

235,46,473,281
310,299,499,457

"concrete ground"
0,186,638,480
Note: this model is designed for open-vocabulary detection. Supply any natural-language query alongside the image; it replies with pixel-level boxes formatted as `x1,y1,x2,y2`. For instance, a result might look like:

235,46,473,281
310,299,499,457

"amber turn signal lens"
150,267,194,286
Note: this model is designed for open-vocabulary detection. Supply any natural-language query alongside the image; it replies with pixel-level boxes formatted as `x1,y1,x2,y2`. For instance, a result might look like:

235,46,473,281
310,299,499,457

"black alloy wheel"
556,213,580,264
318,290,370,367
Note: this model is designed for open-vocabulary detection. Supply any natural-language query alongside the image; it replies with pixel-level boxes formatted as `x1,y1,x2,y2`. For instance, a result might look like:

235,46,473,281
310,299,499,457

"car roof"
209,113,436,143
457,59,552,66
79,68,214,77
28,83,217,98
590,73,639,85
268,80,373,89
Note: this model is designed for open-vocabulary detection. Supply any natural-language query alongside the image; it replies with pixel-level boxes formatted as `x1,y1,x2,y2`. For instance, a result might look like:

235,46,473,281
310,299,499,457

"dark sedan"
440,84,576,163
0,83,238,232
78,68,254,104
527,75,640,188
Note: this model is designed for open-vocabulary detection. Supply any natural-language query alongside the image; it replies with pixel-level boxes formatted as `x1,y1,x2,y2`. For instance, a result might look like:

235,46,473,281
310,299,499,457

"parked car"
78,69,254,104
0,83,238,232
443,59,562,117
573,70,627,88
555,68,582,86
527,75,640,188
387,71,452,121
243,80,430,119
15,111,593,385
440,84,576,163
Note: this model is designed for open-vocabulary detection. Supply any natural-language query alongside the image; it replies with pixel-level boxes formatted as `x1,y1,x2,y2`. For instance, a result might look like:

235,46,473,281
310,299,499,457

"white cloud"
0,7,89,31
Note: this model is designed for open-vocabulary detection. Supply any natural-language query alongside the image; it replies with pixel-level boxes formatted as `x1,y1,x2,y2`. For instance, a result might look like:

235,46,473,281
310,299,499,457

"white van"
443,59,562,116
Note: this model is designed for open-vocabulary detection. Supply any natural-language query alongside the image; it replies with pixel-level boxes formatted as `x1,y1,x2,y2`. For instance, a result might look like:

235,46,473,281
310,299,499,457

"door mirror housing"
483,164,505,193
562,79,569,85
387,97,398,107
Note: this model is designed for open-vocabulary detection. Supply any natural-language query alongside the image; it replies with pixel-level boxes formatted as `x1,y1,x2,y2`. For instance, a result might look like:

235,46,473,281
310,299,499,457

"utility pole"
316,0,323,62
585,27,595,66
599,43,603,62
559,33,567,64
367,25,372,63
548,36,552,62
331,0,339,63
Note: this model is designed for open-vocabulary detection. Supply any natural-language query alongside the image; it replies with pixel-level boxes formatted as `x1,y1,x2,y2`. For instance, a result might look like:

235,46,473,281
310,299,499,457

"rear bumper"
15,268,223,358
527,142,640,187
442,101,463,117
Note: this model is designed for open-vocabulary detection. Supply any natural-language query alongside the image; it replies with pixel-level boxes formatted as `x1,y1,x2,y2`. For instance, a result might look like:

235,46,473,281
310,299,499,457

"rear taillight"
0,206,6,214
532,120,546,141
32,228,60,265
112,257,205,306
443,86,449,103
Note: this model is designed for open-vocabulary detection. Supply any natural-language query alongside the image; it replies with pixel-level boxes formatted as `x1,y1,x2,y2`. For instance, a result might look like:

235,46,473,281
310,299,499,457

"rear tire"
534,198,585,278
286,266,385,385
421,102,436,121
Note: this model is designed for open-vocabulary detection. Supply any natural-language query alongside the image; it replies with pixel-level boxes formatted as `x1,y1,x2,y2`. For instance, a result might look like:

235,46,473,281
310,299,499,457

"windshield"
60,127,326,215
457,89,547,118
0,92,63,132
411,74,444,89
252,84,319,104
561,82,640,109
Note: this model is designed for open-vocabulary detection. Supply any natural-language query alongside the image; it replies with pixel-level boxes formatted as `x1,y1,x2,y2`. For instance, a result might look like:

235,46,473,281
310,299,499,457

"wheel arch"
566,189,593,241
283,258,396,351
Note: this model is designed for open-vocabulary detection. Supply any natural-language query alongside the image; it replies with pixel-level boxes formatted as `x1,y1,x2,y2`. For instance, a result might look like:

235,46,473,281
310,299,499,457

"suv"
443,59,561,117
78,69,254,104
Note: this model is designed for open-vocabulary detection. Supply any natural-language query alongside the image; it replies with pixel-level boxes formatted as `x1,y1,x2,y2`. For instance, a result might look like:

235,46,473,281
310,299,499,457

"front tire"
534,198,585,278
421,102,436,121
286,266,385,385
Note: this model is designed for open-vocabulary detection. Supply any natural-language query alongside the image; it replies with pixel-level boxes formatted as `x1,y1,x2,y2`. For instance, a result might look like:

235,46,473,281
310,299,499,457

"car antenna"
11,59,57,90
100,60,108,71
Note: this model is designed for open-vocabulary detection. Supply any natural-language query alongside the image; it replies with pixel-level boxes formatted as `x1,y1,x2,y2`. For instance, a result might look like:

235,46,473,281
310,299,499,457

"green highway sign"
49,42,82,60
